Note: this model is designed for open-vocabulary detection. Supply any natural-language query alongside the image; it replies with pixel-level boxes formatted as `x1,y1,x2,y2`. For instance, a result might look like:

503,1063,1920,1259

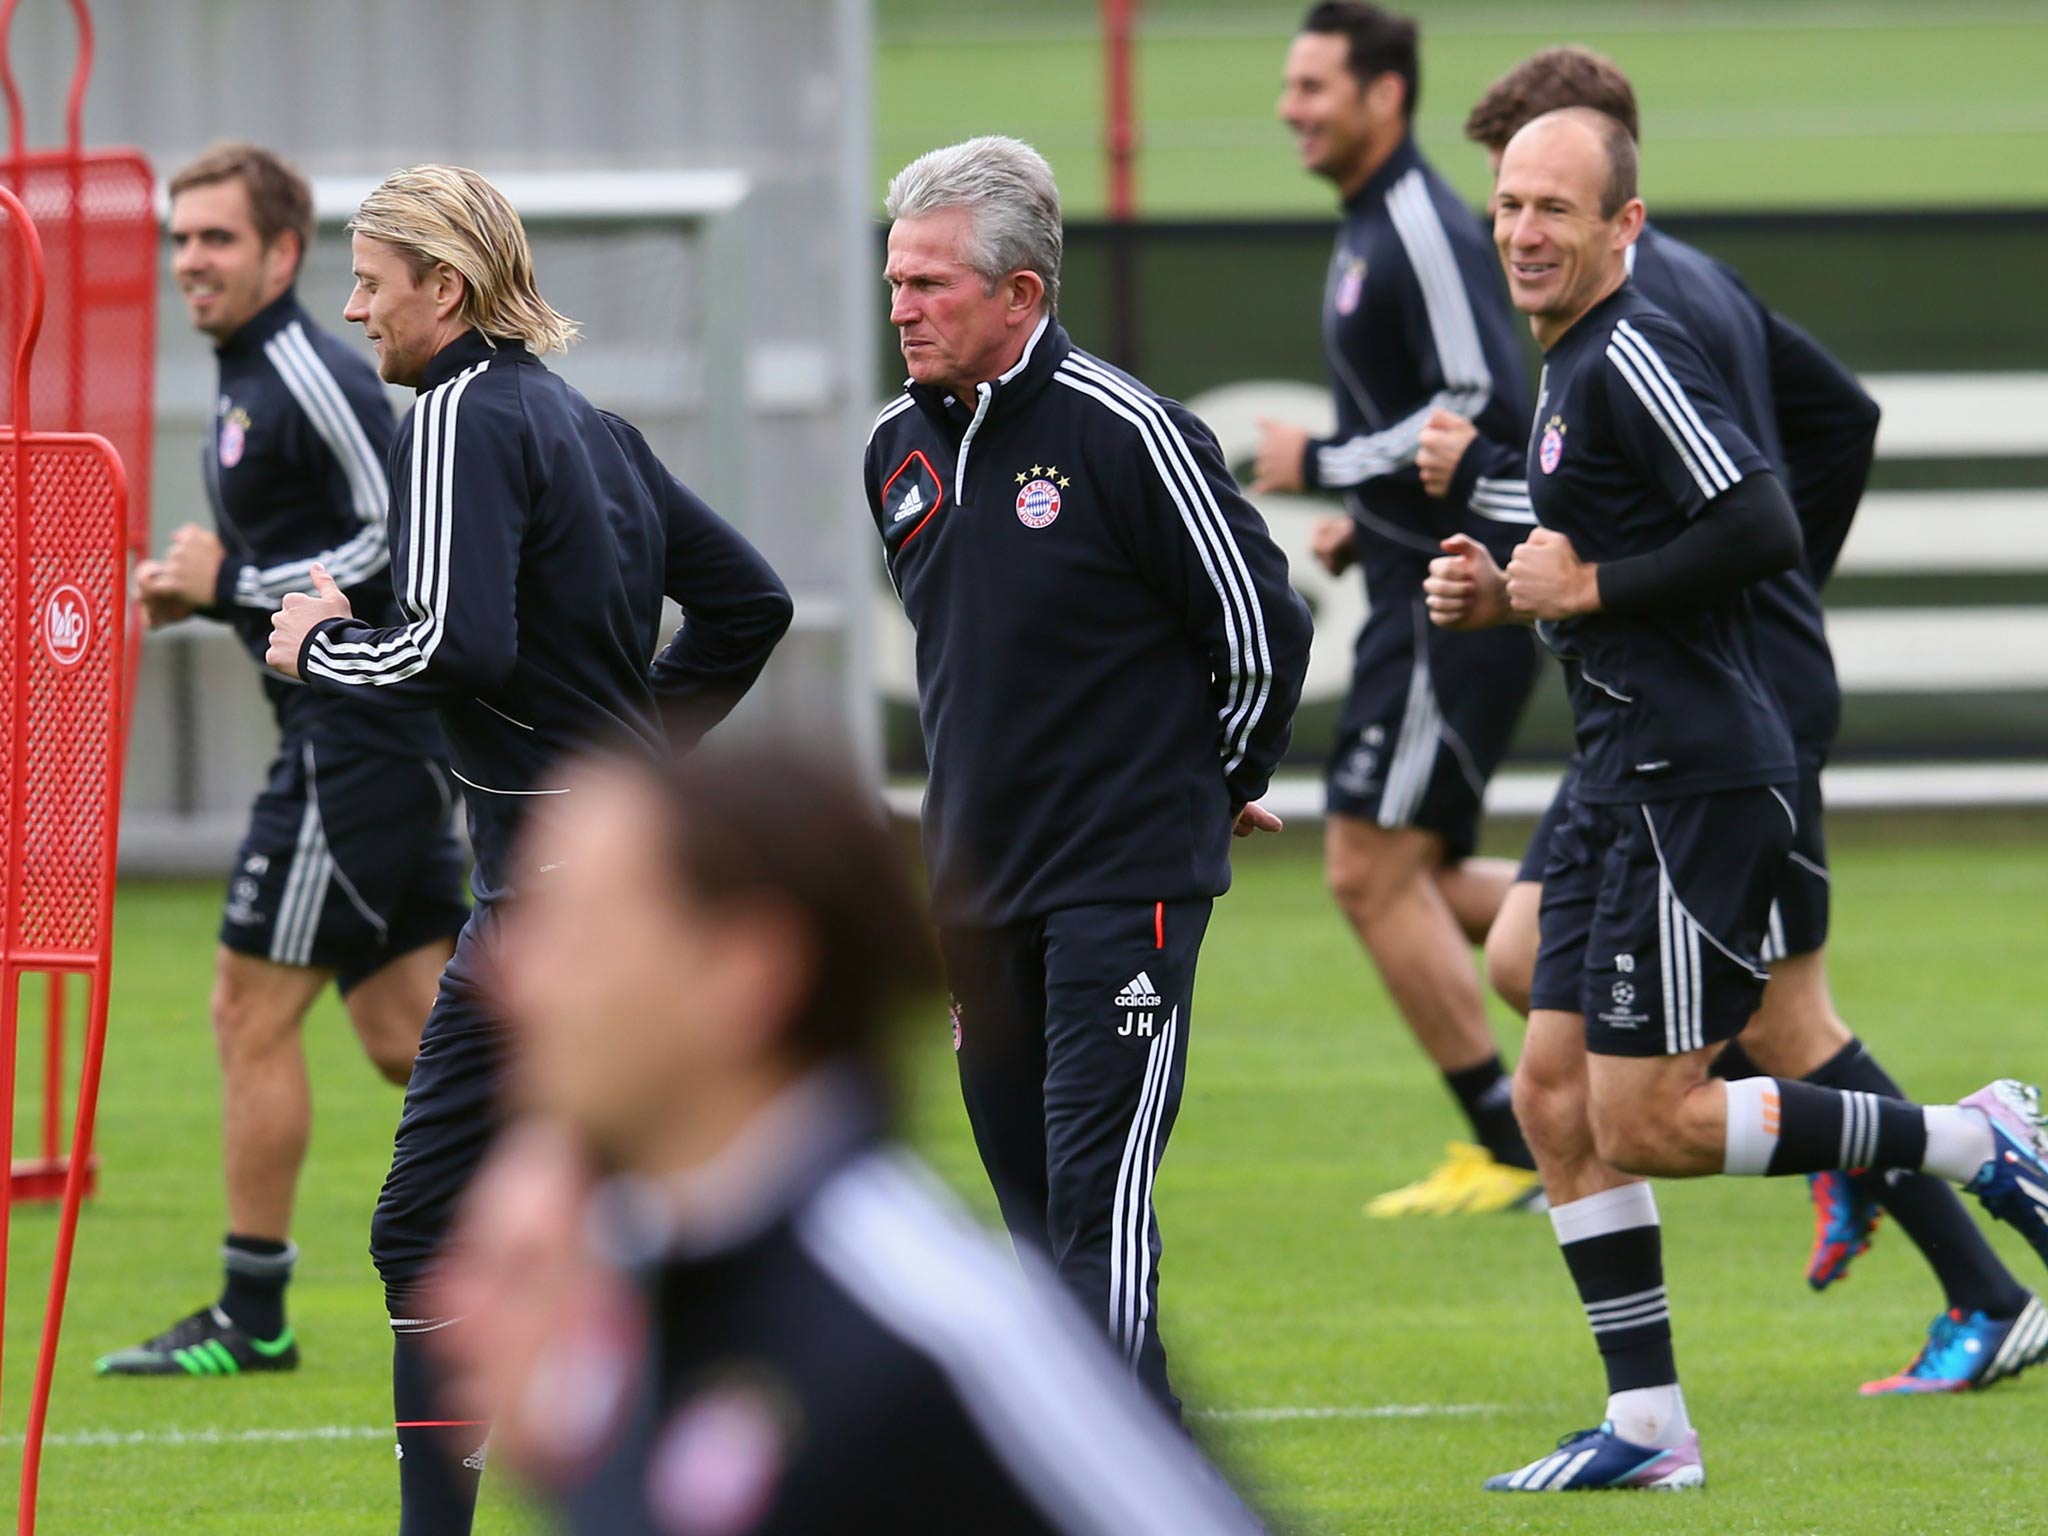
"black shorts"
219,736,470,994
370,902,507,1314
1761,761,1830,961
1518,767,1574,884
1522,761,1828,960
1324,592,1540,858
1529,785,1795,1057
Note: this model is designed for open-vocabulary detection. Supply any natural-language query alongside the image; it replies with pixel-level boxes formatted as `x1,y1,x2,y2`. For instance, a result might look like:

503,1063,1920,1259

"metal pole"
1101,0,1141,372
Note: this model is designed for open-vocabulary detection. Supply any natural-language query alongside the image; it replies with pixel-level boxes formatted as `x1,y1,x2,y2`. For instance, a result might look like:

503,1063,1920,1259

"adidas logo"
1115,971,1162,1008
892,483,926,522
463,1443,489,1473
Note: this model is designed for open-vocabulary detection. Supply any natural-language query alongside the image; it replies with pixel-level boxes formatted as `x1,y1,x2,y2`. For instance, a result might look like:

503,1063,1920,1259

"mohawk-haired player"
1425,107,2048,1491
1253,1,1543,1216
264,165,792,1534
102,143,469,1381
1455,47,2047,1402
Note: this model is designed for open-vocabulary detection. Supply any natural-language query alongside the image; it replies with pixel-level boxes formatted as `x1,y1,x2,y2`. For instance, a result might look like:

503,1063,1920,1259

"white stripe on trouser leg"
1687,916,1703,1052
1126,1007,1179,1365
1657,869,1680,1055
1108,1019,1173,1366
1379,610,1439,828
270,775,329,968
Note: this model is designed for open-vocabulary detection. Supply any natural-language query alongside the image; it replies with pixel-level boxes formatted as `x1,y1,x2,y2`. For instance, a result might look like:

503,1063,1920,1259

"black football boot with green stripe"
94,1305,298,1377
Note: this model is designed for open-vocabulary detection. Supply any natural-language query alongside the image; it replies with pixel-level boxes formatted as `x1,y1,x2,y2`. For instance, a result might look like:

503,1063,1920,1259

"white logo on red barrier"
43,584,91,667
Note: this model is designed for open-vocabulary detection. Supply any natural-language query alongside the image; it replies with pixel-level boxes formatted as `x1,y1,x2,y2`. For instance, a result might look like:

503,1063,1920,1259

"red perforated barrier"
0,0,154,1210
0,0,157,689
0,181,127,1535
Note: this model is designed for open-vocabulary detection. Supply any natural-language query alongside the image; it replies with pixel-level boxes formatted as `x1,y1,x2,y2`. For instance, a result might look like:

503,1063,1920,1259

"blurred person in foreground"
1256,2,1545,1216
103,142,467,1380
263,164,793,1532
432,743,1264,1536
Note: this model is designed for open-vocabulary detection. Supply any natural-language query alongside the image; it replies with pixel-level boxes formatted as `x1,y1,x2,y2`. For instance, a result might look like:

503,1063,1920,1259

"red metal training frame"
0,180,128,1535
0,0,155,1201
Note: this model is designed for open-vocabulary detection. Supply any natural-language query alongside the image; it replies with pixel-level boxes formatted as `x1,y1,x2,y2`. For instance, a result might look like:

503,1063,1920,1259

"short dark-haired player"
1425,107,2048,1490
1252,2,1544,1216
1450,46,2048,1400
102,142,470,1380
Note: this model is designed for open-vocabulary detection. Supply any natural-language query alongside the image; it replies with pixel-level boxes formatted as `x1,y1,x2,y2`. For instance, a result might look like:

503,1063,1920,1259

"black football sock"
394,1324,486,1536
1551,1182,1690,1448
1445,1054,1535,1170
218,1235,295,1341
1806,1040,2031,1319
1721,1076,1928,1176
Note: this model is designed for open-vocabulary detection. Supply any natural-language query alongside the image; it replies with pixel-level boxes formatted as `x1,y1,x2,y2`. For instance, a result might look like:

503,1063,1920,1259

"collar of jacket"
586,1064,890,1267
905,312,1072,433
418,328,536,392
1343,131,1423,214
213,287,307,360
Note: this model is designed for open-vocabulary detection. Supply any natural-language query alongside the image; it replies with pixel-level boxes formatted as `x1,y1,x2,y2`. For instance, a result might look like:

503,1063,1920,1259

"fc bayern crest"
1539,423,1565,474
1336,255,1367,316
1016,477,1062,528
219,406,251,468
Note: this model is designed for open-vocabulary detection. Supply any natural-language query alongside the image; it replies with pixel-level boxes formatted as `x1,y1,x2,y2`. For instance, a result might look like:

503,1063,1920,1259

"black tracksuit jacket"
299,330,793,904
866,317,1313,928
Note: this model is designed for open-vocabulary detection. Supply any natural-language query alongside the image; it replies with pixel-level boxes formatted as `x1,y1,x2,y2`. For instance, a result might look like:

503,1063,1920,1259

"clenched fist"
1424,533,1511,630
1417,409,1477,499
265,563,353,679
1505,527,1599,621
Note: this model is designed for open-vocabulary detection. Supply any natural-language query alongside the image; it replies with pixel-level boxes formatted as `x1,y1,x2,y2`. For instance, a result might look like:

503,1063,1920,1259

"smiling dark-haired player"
1253,1,1545,1218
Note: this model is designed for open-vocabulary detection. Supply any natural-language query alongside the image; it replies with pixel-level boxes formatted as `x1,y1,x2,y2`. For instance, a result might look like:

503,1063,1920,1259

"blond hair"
348,165,580,355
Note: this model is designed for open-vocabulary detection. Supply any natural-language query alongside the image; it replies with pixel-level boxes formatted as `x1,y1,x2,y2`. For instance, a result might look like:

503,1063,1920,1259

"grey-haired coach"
865,135,1312,1415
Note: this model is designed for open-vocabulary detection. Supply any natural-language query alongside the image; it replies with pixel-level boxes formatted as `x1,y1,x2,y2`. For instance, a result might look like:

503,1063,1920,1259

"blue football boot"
1485,1422,1704,1492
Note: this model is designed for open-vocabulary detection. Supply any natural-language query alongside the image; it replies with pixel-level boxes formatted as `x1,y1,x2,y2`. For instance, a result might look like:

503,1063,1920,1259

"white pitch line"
1193,1404,1498,1424
6,1404,1498,1449
3,1425,389,1449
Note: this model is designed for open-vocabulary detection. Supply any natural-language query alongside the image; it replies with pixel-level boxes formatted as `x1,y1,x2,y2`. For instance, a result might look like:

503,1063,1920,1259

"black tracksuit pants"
940,898,1211,1416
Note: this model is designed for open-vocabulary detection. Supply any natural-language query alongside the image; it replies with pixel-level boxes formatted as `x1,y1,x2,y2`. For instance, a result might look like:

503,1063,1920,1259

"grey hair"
884,135,1063,313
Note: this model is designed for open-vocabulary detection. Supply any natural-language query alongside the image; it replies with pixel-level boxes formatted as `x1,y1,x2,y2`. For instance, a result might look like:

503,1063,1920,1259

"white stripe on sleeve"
304,359,490,686
1054,357,1274,776
1314,172,1495,488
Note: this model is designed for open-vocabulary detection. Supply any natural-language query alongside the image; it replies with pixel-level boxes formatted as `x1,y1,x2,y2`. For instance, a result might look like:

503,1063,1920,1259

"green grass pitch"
5,816,2045,1531
877,1,2048,216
